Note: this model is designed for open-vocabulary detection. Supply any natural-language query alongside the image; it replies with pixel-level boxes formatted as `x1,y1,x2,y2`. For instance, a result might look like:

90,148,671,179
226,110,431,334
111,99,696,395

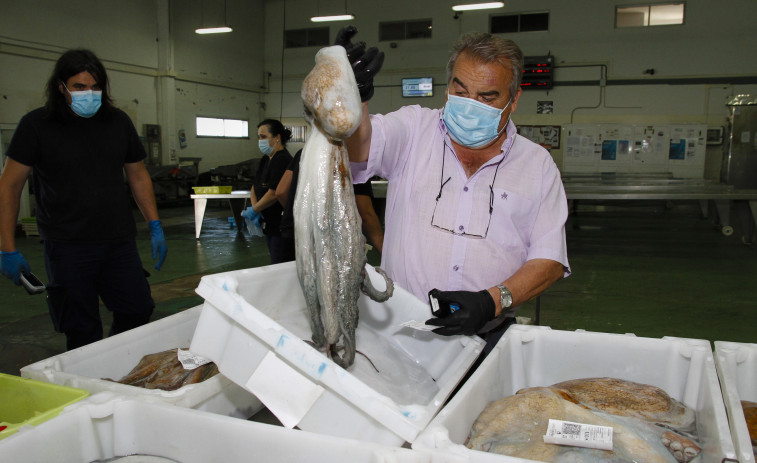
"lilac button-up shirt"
352,105,570,313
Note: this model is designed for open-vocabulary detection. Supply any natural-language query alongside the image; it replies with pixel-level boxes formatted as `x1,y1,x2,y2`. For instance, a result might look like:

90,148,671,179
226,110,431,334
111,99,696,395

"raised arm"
345,102,371,162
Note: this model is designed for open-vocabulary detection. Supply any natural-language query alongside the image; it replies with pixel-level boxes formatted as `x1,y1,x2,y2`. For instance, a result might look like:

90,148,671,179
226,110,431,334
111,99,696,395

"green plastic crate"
0,373,89,440
192,186,233,194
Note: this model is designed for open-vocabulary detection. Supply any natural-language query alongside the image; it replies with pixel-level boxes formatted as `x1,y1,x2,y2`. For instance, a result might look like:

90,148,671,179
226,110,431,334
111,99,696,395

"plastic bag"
245,216,264,237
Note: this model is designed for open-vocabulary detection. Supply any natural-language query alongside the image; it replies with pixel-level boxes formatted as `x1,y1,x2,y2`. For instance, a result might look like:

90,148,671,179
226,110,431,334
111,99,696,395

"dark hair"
257,119,292,146
44,49,114,119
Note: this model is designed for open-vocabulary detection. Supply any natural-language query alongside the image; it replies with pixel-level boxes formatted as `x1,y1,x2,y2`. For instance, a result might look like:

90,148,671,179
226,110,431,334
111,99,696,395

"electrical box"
144,124,161,166
521,55,554,90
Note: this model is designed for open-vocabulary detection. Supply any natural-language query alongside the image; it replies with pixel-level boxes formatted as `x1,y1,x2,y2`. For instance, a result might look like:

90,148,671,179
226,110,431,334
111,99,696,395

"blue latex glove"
1,250,31,286
241,206,261,226
425,288,496,336
148,220,167,271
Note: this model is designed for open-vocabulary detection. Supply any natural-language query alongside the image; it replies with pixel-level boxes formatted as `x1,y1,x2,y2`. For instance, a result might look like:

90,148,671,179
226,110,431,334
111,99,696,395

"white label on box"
245,351,325,429
401,320,437,332
543,419,613,451
177,348,212,370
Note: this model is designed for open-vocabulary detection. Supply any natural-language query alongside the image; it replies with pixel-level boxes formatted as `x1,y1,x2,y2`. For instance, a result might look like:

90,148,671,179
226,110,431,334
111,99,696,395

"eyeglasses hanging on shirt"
430,142,512,239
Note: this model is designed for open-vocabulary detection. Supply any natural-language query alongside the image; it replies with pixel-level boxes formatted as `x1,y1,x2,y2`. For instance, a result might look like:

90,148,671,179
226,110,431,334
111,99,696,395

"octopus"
295,45,393,369
105,348,219,391
743,400,757,455
467,377,702,463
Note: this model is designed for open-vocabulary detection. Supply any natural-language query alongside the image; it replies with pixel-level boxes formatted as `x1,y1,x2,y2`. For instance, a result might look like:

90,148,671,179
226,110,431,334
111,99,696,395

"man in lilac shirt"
341,29,570,343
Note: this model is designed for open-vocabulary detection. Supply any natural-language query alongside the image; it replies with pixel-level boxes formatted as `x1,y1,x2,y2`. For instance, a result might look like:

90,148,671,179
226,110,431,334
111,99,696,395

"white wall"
1,0,756,176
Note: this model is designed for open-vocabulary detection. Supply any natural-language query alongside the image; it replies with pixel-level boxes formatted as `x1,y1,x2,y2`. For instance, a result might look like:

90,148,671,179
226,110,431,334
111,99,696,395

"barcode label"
543,419,613,451
177,348,212,370
562,422,581,436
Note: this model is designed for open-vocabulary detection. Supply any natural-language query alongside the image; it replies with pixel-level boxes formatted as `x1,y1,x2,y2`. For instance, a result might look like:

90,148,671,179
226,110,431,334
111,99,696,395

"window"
491,12,549,33
616,3,684,28
284,27,330,48
379,19,432,41
196,117,249,138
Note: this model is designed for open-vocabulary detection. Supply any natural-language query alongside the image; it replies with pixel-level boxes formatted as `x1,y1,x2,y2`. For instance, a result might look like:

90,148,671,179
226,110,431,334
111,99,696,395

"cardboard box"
190,261,485,446
714,341,757,463
0,393,441,463
21,306,261,418
0,373,88,440
413,325,736,462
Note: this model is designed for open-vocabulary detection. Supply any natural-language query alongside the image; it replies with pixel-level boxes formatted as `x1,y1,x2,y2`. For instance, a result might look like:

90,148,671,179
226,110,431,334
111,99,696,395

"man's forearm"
345,102,371,163
0,191,20,252
489,259,565,316
129,175,160,222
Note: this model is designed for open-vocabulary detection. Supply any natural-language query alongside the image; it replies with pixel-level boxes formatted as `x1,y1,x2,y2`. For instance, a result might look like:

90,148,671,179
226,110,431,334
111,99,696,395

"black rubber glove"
425,288,496,336
334,26,385,102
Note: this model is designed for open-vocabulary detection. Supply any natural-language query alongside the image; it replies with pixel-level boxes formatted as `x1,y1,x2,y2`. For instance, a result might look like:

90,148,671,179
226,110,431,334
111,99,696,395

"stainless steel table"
370,179,757,238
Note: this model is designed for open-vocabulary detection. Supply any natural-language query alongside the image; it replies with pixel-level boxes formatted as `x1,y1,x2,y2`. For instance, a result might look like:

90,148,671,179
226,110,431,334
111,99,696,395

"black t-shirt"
253,148,293,236
353,179,374,197
7,107,146,242
280,150,302,240
280,153,373,241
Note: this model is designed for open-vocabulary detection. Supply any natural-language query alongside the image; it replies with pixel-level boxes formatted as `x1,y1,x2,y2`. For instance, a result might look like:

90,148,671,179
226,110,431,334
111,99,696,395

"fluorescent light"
310,14,355,22
195,26,233,34
452,2,505,11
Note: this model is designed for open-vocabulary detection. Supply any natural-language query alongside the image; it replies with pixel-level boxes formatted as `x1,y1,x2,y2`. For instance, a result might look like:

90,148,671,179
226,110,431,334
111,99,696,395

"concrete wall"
2,0,756,177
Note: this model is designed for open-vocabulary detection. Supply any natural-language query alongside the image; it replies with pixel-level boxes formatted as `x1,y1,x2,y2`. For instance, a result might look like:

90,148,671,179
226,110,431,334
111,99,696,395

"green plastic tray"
0,373,89,440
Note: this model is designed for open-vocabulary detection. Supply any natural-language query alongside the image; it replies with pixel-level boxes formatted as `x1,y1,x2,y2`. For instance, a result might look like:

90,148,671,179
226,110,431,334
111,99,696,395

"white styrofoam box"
413,325,737,463
189,261,485,446
20,305,261,418
0,392,447,463
714,341,757,463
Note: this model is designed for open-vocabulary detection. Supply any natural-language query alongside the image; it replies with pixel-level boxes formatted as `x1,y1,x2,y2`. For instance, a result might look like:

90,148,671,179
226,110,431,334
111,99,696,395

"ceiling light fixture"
310,0,354,22
452,2,505,12
310,14,355,22
195,0,233,35
195,26,233,34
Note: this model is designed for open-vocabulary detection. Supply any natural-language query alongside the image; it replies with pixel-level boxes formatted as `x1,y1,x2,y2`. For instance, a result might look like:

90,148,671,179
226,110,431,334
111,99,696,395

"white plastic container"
20,306,261,418
714,341,757,463
413,325,737,462
0,392,441,463
189,261,485,446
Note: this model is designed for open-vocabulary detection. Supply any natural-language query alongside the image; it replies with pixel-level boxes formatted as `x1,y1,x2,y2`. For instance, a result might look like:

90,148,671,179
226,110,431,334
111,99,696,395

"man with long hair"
0,49,167,350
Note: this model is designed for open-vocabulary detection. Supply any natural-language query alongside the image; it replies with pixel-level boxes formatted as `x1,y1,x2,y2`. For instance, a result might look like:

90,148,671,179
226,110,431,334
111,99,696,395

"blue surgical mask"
442,94,511,148
63,84,102,118
258,139,274,156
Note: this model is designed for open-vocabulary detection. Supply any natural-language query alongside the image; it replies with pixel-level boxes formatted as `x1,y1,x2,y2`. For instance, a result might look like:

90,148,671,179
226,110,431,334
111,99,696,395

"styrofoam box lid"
20,306,261,418
412,325,737,463
714,340,757,463
190,261,485,446
0,392,447,463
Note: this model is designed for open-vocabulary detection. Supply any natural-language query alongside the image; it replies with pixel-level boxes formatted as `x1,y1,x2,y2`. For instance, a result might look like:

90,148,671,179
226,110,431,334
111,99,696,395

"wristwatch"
496,284,513,310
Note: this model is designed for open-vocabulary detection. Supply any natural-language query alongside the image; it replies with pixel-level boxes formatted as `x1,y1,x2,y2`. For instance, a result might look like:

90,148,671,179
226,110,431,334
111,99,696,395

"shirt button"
453,265,459,271
463,186,469,192
458,225,464,231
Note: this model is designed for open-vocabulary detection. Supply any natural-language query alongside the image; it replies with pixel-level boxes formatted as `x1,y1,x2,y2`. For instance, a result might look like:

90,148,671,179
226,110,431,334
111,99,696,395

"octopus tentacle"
296,45,393,368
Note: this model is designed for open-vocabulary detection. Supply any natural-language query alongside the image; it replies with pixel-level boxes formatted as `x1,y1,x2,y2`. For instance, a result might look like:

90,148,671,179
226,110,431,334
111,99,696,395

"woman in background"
247,119,294,264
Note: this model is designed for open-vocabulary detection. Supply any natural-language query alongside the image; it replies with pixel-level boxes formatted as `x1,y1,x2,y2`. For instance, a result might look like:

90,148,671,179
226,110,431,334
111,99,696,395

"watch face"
499,285,513,308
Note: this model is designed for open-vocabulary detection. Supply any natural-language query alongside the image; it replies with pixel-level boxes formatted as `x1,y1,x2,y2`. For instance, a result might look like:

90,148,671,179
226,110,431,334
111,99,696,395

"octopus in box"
295,45,393,368
743,400,757,455
467,377,702,463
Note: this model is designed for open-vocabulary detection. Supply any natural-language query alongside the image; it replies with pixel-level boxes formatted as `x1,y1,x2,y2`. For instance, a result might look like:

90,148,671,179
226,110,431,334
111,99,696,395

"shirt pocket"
489,187,538,251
